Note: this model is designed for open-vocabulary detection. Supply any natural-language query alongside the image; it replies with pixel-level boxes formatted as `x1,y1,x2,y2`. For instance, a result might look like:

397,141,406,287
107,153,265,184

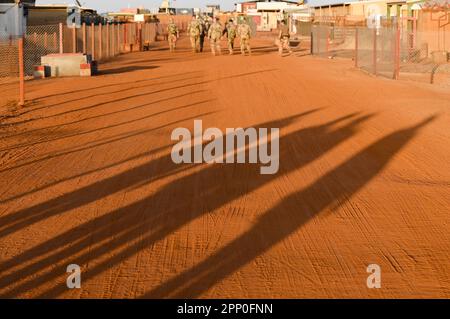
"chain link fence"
311,24,356,59
0,22,159,111
24,25,60,76
0,36,20,111
355,27,398,78
312,17,449,84
294,20,312,37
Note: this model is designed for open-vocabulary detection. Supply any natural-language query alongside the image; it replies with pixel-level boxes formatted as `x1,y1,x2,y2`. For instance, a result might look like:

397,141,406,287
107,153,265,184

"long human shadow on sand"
143,115,436,298
0,108,216,176
0,110,318,242
21,69,275,125
0,110,376,297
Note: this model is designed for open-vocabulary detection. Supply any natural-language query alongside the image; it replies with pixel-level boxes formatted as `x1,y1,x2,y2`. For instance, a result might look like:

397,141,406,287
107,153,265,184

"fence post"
111,23,115,56
354,27,358,68
124,24,128,51
138,23,143,51
394,27,400,80
59,22,63,54
18,37,25,106
316,27,320,55
106,23,110,59
326,27,330,53
91,22,95,60
98,23,102,60
117,24,120,54
118,24,121,54
72,23,76,53
373,28,377,75
82,22,86,53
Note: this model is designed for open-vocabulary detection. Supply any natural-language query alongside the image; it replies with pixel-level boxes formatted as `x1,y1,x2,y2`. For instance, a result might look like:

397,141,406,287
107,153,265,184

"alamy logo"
67,7,81,28
366,264,381,289
66,264,81,289
171,120,280,175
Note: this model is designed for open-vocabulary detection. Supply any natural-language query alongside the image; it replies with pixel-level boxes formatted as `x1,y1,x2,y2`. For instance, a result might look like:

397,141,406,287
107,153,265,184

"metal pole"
18,37,25,106
111,23,115,56
355,27,358,68
117,24,121,54
82,22,86,53
72,23,76,53
59,22,63,53
106,23,110,59
91,22,95,60
373,28,377,75
138,23,143,51
98,23,102,60
394,27,400,79
123,23,128,45
316,27,320,55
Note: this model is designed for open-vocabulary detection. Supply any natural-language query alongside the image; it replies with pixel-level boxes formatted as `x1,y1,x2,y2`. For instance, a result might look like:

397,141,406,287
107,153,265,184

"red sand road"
0,36,449,298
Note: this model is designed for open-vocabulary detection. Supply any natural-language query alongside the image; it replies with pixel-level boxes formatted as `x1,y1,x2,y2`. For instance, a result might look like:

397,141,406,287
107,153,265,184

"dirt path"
0,36,449,298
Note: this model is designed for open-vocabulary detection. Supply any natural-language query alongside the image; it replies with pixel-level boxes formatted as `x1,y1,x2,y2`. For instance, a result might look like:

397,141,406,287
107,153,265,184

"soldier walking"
199,16,211,53
167,18,179,52
224,19,237,55
238,21,252,56
208,17,223,56
187,15,202,53
278,20,293,56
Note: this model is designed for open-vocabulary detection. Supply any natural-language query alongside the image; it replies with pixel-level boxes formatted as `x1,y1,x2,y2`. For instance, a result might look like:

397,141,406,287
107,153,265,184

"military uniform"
208,20,223,56
278,23,293,56
238,23,252,55
187,18,202,52
225,22,237,55
167,22,179,52
199,18,210,52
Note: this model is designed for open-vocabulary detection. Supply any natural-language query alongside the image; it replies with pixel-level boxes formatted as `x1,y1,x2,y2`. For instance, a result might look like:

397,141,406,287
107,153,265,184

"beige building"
312,0,425,21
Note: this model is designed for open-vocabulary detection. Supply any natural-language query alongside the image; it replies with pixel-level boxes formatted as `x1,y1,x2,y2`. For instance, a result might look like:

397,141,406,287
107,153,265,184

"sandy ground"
0,36,449,299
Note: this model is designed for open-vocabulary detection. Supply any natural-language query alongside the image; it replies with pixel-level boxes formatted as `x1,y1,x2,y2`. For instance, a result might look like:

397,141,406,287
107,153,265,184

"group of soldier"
166,15,294,57
167,15,252,56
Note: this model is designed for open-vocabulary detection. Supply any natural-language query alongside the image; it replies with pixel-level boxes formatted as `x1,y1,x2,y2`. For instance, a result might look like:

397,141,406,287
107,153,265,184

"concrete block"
431,51,448,64
41,53,91,77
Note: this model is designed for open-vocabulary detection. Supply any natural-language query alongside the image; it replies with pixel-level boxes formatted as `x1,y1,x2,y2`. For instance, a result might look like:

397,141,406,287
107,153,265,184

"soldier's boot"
197,38,201,52
190,38,195,52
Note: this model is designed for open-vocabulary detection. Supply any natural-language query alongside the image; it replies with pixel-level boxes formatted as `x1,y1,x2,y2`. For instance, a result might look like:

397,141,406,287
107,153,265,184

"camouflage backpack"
227,24,237,38
210,23,222,40
167,23,177,35
239,24,251,39
189,21,201,37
